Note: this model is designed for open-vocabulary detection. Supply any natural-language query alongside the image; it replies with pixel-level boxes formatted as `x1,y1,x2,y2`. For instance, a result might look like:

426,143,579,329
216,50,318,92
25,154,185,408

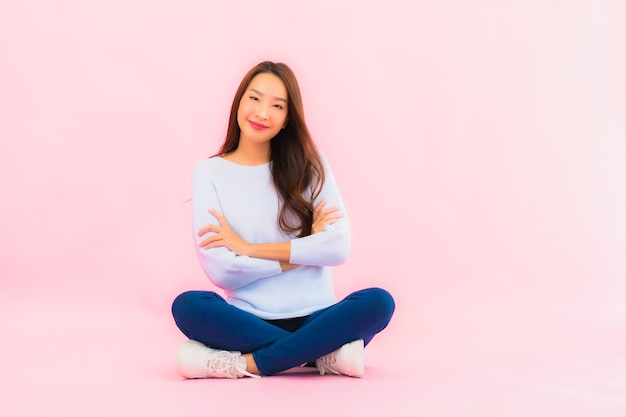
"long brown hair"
217,61,325,237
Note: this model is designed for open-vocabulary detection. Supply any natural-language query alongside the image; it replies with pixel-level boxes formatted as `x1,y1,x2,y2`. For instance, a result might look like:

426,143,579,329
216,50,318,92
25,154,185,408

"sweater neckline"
217,156,270,168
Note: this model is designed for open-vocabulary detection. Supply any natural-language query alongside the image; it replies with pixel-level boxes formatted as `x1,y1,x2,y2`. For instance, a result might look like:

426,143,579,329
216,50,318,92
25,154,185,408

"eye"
249,95,259,101
273,104,284,110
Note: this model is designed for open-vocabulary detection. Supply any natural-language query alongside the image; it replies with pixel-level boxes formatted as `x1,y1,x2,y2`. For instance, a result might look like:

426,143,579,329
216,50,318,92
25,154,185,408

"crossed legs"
171,287,395,376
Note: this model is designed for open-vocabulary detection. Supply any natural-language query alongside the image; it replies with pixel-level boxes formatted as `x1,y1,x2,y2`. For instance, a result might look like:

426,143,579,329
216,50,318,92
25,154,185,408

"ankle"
242,353,260,375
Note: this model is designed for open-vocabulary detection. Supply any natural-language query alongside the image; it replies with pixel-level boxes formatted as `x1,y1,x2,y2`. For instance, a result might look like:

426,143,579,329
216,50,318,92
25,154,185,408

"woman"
171,61,395,378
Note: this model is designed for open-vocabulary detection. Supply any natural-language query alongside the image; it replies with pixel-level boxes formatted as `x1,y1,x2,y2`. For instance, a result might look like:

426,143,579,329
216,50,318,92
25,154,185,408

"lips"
248,121,269,131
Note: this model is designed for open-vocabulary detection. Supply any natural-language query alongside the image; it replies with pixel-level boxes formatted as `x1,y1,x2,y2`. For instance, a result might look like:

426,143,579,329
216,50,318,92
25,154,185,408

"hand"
312,200,342,234
197,209,251,256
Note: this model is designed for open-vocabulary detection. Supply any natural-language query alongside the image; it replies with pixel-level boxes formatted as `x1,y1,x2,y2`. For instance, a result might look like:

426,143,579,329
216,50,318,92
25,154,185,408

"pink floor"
1,291,623,417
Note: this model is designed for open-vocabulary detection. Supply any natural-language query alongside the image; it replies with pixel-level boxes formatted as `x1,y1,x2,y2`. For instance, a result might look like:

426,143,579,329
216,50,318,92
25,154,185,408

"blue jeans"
171,287,395,376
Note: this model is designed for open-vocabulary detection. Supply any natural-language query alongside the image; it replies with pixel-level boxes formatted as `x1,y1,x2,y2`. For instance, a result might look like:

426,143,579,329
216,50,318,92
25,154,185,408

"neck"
226,141,270,166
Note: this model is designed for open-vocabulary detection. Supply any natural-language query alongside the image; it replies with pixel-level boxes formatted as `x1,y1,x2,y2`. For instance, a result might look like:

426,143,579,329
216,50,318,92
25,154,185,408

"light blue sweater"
192,154,350,319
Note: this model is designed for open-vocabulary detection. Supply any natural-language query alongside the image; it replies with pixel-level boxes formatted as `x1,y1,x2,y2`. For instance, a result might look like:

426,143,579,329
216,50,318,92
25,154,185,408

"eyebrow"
250,88,287,103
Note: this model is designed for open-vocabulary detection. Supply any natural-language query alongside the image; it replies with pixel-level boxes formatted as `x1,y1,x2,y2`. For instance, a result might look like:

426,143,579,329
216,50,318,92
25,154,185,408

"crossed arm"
196,200,343,272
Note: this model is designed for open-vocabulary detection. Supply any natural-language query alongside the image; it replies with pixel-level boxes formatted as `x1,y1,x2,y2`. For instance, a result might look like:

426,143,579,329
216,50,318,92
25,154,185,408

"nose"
257,105,269,120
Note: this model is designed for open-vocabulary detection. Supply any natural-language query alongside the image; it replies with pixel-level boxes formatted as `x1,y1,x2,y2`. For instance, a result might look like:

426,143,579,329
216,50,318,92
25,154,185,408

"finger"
208,209,228,225
317,212,342,223
321,206,340,215
198,235,221,248
320,214,343,226
313,200,327,215
200,241,223,250
313,213,343,230
197,224,219,236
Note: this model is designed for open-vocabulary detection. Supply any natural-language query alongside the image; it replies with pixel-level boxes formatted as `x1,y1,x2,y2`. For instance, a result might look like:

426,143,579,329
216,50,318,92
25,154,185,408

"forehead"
247,73,288,99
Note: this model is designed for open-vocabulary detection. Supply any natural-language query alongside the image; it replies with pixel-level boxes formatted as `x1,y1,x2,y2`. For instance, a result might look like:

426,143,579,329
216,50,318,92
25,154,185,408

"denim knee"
361,287,396,322
171,290,220,322
171,290,191,320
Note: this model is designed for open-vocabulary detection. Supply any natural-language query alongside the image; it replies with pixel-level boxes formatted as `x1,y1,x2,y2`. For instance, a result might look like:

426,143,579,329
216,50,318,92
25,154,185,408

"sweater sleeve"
192,161,283,290
289,154,351,266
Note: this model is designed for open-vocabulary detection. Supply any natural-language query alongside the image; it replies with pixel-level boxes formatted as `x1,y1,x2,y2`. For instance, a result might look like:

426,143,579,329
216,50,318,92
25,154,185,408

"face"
237,72,288,147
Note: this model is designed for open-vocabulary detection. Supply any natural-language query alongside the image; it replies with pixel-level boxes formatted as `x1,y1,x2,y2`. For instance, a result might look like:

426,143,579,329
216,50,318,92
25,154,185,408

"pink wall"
0,0,623,384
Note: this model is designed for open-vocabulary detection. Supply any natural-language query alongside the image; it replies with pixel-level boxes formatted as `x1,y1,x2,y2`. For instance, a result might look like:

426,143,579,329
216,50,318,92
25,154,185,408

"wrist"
242,242,255,257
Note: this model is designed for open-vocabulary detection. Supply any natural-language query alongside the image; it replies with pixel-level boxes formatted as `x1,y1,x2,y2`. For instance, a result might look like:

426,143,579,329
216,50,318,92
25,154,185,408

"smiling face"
236,72,289,149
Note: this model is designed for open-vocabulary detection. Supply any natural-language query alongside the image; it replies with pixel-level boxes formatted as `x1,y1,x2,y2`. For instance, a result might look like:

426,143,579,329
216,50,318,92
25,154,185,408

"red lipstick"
249,121,269,131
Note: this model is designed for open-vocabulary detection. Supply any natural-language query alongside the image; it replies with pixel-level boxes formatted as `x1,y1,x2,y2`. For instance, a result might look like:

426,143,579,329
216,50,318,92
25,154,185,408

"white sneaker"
316,339,365,377
175,339,260,379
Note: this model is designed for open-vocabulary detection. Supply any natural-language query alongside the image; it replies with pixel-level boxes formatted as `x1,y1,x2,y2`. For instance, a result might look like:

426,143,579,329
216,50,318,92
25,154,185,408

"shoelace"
206,351,260,379
316,352,340,376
